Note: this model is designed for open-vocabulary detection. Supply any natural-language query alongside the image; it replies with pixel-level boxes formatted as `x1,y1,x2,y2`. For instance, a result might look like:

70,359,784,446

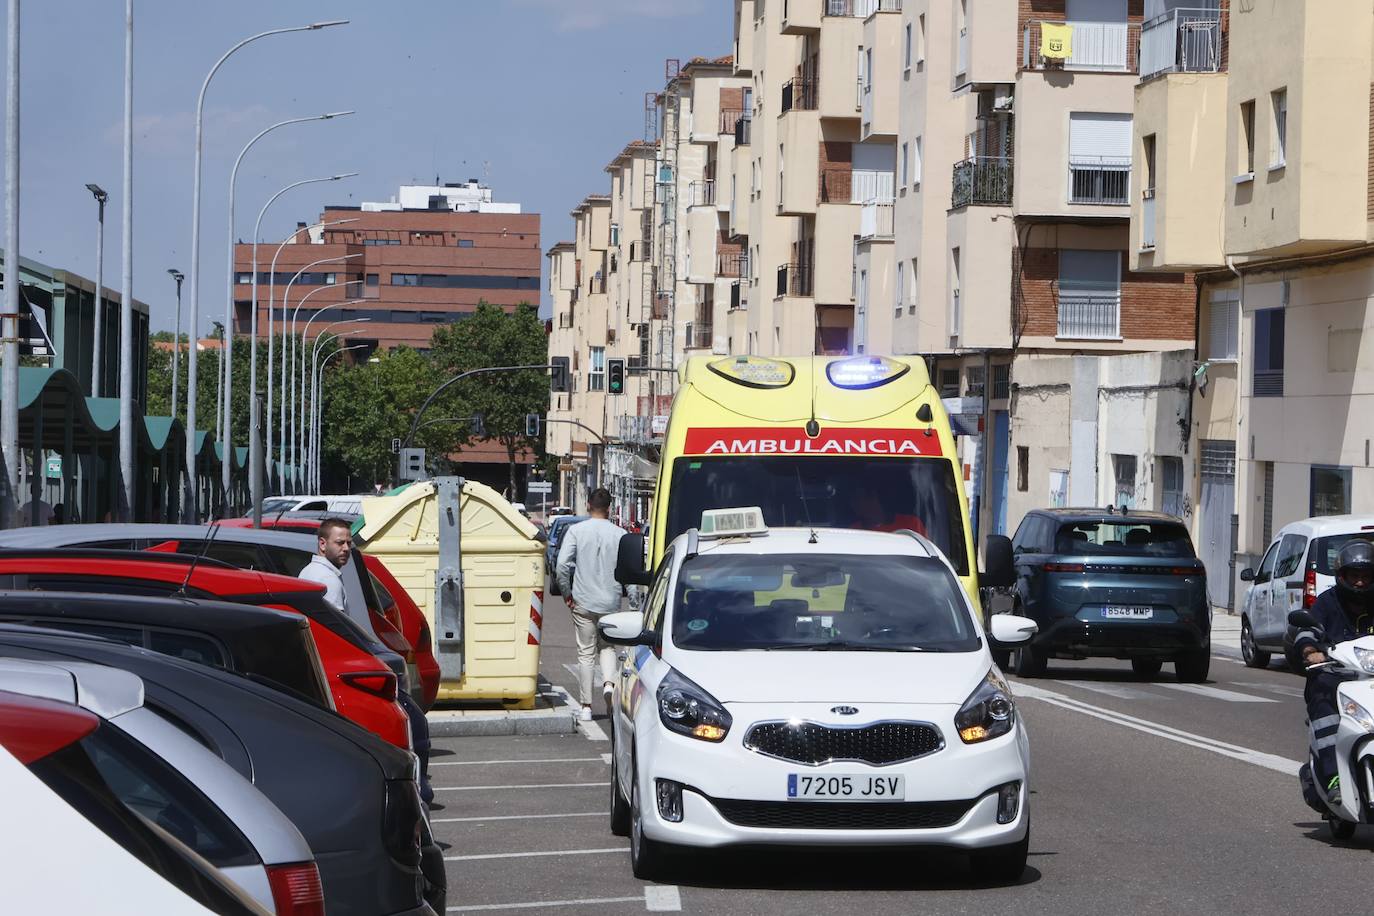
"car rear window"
1053,521,1195,558
1312,533,1374,575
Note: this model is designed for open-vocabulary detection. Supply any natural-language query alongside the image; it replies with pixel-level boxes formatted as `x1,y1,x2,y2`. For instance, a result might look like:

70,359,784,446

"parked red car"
0,550,411,749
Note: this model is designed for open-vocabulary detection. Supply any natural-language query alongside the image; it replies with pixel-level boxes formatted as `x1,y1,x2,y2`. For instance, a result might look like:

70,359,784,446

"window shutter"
1069,113,1132,160
1208,290,1239,360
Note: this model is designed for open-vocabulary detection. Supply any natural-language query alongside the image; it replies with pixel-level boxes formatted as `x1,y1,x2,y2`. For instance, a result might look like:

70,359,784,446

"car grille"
709,797,975,830
744,721,943,766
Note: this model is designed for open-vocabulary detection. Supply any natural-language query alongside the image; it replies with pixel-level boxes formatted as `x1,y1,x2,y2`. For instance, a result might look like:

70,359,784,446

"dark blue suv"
1002,508,1211,682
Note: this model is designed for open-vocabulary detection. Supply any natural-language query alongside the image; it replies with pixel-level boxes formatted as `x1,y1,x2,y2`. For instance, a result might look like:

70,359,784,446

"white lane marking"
644,885,683,911
578,717,610,742
1159,683,1277,704
434,782,606,792
1016,683,1302,775
1213,655,1244,665
1052,680,1156,701
601,752,613,764
448,895,643,912
432,812,602,824
430,757,605,767
1238,681,1306,699
445,846,625,862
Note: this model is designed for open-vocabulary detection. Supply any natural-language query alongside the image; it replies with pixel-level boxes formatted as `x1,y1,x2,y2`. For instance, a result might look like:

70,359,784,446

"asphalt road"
430,600,1372,914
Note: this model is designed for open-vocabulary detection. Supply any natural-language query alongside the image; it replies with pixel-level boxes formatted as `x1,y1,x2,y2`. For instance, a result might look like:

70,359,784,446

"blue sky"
0,0,730,330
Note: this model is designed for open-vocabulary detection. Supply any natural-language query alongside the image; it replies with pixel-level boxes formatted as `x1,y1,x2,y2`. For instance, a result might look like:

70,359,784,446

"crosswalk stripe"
1051,680,1156,701
1159,683,1277,703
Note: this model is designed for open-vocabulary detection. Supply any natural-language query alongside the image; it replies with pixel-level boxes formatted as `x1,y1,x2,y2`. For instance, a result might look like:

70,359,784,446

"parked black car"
1003,508,1210,681
0,590,332,709
0,624,443,916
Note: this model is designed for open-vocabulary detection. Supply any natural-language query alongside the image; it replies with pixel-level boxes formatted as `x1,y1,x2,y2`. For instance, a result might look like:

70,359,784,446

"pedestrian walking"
555,487,624,721
299,517,352,613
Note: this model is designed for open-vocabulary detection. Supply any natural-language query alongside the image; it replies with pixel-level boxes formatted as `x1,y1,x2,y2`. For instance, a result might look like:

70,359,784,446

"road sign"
527,481,553,494
651,415,669,435
399,448,427,482
391,438,402,454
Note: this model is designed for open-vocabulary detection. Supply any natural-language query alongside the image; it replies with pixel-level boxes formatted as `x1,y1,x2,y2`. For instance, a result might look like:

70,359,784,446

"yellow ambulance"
625,355,1010,608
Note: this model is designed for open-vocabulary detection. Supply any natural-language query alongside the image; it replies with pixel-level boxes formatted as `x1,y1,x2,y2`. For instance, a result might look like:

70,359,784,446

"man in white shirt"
555,487,624,721
298,518,351,613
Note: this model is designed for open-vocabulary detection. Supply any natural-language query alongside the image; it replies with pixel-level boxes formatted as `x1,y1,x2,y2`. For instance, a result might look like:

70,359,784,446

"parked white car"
1239,514,1374,668
599,508,1036,883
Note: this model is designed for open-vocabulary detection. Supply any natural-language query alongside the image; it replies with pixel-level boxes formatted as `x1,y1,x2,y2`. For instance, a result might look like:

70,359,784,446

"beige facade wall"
962,0,1017,87
946,206,1014,350
861,8,902,141
854,237,895,354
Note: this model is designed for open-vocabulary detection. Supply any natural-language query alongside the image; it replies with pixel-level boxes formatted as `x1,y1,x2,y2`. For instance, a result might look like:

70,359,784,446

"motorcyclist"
1294,539,1374,804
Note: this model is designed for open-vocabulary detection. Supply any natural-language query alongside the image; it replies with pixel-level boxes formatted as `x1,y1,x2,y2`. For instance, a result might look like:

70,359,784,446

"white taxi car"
599,508,1037,882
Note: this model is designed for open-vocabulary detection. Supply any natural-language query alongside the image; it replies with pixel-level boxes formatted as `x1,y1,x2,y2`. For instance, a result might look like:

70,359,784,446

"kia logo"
830,705,859,716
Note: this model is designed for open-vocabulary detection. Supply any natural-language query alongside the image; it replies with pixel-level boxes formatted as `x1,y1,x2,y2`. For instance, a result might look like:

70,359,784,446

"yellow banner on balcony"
1041,22,1073,59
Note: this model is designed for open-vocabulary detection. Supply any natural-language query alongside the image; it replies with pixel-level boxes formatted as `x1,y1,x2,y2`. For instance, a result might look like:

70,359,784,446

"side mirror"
1288,610,1320,630
981,535,1014,589
1239,567,1255,582
989,614,1038,646
615,533,652,587
598,610,650,645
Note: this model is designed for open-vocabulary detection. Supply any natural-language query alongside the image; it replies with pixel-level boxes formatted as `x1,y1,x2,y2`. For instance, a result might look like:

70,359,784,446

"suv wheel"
1174,650,1210,683
609,736,630,837
1240,618,1271,669
1131,658,1163,680
968,818,1029,884
629,762,670,880
1013,644,1046,678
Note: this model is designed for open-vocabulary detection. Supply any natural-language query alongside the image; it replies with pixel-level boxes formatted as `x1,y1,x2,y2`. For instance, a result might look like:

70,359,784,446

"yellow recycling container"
355,477,546,708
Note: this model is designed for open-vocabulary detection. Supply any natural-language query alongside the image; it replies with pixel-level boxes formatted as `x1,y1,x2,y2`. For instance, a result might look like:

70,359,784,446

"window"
895,261,905,315
1048,469,1069,508
1058,249,1121,339
1270,89,1287,168
388,273,539,290
1311,466,1352,517
1016,446,1029,492
1068,112,1131,204
917,13,926,65
938,367,959,397
457,238,475,248
777,144,784,201
324,273,337,285
913,136,922,187
588,346,606,391
856,269,869,354
904,23,912,70
864,48,873,91
1274,533,1309,579
234,272,251,285
993,363,1009,400
909,258,918,314
949,247,962,346
392,273,418,286
1113,454,1138,509
1141,133,1157,249
365,273,379,287
900,143,909,186
1253,307,1285,397
1239,100,1256,176
1254,540,1279,584
1159,456,1184,517
965,365,985,398
610,222,620,246
1207,289,1239,360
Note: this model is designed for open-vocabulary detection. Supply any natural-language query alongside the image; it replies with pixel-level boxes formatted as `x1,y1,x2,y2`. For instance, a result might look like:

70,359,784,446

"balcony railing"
781,76,819,113
719,107,747,136
730,280,747,310
1024,20,1140,73
1141,7,1225,79
819,166,851,204
686,323,714,349
1068,156,1130,205
856,0,902,16
1057,294,1121,340
851,168,894,204
825,0,858,15
858,199,895,240
951,156,1013,208
618,414,661,444
735,114,752,145
718,250,750,279
688,179,717,208
1141,188,1156,249
777,262,815,298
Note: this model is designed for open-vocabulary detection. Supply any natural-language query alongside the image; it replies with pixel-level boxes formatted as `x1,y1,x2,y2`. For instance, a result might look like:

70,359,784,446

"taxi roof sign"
699,507,768,539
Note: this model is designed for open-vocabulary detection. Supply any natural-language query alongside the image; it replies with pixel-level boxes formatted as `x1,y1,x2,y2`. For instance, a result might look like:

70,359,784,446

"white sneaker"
602,681,615,702
579,705,593,722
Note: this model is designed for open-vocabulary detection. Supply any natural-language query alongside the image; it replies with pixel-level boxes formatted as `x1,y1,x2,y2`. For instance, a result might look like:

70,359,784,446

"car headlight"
1353,646,1374,675
1341,694,1374,732
657,669,732,742
955,669,1016,744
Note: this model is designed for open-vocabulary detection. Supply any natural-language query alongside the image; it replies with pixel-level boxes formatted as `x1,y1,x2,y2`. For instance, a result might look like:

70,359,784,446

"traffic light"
525,413,541,437
607,358,626,395
550,356,570,393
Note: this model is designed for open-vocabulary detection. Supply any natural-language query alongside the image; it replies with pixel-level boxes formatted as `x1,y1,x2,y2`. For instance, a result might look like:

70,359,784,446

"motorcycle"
1289,610,1374,840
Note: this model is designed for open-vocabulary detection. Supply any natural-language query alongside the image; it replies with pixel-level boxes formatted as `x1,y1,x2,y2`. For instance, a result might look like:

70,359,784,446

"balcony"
856,0,901,16
823,0,860,16
685,322,714,350
735,114,752,146
718,250,750,279
782,0,822,33
858,199,894,240
688,180,717,208
1140,189,1156,250
1068,156,1130,205
720,107,747,137
730,280,748,310
1140,7,1225,80
781,76,819,113
777,262,815,298
951,157,1013,208
1023,20,1140,73
1057,294,1121,340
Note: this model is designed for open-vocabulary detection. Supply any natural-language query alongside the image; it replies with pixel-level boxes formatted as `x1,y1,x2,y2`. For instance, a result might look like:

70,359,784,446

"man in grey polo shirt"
555,487,624,721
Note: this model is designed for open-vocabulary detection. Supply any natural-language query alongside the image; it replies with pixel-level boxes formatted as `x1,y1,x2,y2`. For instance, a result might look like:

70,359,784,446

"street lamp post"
85,183,107,396
183,18,347,523
299,309,368,486
312,342,367,492
2,0,19,528
116,0,133,521
167,269,183,416
284,266,360,489
266,216,359,493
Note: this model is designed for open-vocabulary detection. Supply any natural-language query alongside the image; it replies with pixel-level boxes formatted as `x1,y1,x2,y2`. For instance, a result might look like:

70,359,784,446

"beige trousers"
571,608,620,706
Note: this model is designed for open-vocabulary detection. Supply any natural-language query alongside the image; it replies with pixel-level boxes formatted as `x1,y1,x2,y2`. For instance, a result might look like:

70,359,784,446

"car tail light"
1043,563,1085,573
382,779,424,867
1304,566,1318,609
339,671,398,702
265,862,325,916
0,693,99,764
371,611,414,661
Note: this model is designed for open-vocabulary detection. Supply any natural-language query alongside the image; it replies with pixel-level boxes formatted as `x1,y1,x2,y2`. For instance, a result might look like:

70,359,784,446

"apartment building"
1131,0,1374,609
233,180,540,355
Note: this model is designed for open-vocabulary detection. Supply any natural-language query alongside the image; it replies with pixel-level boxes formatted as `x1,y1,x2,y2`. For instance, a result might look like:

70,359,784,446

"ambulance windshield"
665,456,969,574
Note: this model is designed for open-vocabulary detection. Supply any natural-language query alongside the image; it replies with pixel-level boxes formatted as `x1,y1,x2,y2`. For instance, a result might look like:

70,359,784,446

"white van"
256,495,362,517
1239,514,1374,667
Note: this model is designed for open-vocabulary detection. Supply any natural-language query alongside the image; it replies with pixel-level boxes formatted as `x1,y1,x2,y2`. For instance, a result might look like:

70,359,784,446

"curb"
425,679,579,737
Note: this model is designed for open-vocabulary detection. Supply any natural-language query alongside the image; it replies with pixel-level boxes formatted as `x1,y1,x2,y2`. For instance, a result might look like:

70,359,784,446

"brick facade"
1017,0,1146,72
1016,245,1194,341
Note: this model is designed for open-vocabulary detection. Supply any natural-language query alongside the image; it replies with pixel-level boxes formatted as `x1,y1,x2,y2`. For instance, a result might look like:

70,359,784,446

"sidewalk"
1212,607,1241,654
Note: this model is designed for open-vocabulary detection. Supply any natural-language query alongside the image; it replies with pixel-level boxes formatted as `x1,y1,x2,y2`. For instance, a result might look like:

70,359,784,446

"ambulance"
620,354,1012,606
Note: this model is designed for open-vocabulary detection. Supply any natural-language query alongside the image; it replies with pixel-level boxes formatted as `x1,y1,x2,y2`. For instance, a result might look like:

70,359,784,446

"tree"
428,302,547,496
